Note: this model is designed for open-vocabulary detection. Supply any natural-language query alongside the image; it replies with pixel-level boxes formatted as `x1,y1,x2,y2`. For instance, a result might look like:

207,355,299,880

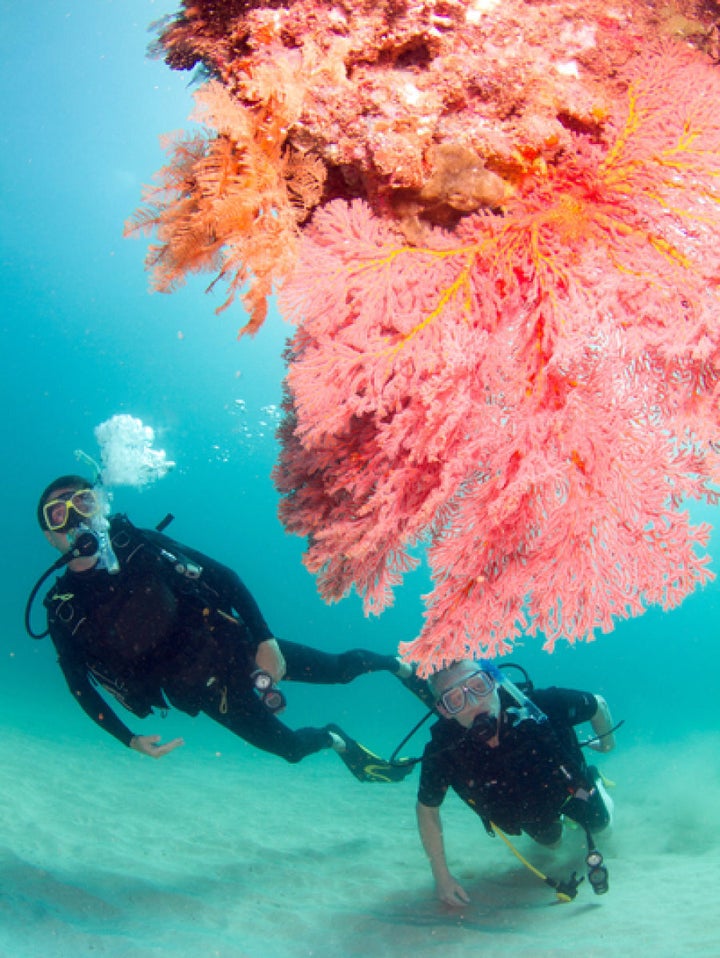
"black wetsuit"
418,687,610,842
44,515,400,762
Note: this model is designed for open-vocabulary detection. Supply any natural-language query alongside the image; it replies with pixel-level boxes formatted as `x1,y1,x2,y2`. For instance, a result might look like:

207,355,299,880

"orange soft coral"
126,63,323,334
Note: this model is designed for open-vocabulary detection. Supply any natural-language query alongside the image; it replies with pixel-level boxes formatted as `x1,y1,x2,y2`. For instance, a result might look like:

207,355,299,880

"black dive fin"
327,725,414,783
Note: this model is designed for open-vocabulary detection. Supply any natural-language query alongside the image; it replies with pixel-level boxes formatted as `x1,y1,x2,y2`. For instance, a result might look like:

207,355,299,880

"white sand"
0,723,718,958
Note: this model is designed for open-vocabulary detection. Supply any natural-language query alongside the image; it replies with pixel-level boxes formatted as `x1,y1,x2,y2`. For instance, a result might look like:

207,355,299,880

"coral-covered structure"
130,0,719,332
131,0,720,671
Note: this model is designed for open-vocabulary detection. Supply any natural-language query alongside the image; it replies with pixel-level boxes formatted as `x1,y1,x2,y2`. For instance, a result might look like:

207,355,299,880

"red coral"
275,43,720,672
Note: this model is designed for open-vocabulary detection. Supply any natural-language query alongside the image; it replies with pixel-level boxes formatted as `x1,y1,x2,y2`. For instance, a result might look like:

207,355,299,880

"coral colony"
129,0,720,672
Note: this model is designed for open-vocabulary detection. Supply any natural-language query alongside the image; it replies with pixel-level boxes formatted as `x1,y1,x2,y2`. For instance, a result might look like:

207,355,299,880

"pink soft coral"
275,43,720,672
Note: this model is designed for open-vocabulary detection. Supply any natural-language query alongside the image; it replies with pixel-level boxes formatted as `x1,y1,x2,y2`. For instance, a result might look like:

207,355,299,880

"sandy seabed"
0,722,717,958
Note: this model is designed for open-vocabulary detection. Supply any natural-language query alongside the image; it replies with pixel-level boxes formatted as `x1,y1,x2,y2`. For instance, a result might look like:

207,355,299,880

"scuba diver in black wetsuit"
28,475,421,781
416,659,617,905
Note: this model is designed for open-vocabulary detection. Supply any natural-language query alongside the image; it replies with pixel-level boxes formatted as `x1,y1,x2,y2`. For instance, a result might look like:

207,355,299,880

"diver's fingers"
154,736,185,756
449,886,471,906
437,877,471,907
130,734,185,758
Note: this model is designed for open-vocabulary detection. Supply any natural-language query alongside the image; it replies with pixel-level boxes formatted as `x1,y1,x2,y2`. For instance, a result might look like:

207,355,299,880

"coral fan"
131,0,720,671
275,43,720,671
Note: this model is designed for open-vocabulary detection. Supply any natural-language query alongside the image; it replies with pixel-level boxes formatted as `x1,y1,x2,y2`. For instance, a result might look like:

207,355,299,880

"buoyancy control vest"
436,689,595,834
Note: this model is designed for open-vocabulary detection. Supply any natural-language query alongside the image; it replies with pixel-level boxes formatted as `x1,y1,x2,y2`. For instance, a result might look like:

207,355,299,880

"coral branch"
126,73,321,335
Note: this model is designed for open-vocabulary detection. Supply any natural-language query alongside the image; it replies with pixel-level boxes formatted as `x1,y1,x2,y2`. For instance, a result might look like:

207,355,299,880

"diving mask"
437,669,495,715
43,488,98,532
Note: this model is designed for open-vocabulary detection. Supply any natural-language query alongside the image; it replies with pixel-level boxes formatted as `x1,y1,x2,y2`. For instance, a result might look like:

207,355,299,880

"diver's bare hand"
435,874,471,907
129,734,185,758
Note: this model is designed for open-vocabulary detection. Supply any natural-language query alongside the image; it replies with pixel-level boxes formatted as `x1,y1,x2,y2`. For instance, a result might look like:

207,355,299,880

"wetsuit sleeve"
55,651,135,747
143,530,273,651
216,568,274,650
531,687,599,726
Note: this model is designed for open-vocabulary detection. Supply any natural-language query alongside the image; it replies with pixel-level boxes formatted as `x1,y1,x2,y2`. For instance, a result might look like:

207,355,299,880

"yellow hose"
490,822,574,903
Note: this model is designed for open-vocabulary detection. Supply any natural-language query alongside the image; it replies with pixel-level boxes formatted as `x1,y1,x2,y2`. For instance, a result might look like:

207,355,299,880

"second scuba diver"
416,658,616,905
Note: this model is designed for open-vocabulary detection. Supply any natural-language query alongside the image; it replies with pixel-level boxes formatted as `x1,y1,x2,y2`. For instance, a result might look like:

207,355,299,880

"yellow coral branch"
346,241,486,352
600,82,645,174
389,250,479,352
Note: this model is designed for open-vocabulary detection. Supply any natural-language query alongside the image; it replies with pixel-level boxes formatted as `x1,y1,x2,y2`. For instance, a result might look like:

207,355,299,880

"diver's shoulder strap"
109,515,202,581
108,513,149,561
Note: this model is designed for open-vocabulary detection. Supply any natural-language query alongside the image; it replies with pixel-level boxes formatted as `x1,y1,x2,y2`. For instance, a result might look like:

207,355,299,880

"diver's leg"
278,640,435,707
564,768,614,834
279,641,401,683
199,678,334,763
523,819,564,847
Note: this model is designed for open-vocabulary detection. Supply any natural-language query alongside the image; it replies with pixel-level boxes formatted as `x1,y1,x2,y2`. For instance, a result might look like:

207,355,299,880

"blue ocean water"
2,4,719,956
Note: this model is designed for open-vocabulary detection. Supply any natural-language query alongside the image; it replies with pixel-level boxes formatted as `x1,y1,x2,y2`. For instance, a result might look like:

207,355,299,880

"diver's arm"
186,547,286,676
59,659,184,756
215,568,286,679
225,572,276,649
587,695,615,752
535,687,615,752
254,638,287,683
57,656,137,747
416,801,470,907
129,734,184,758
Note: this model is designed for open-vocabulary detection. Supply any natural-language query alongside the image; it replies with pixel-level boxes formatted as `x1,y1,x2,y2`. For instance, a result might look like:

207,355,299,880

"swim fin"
326,724,415,784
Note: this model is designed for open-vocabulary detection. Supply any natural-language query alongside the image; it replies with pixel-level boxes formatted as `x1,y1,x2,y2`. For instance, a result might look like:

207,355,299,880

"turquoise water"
2,4,719,956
